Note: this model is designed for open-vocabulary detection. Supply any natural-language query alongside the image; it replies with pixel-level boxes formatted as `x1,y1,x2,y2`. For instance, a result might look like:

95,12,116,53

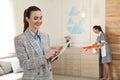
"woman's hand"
55,46,63,55
45,46,63,59
45,49,57,59
97,42,104,47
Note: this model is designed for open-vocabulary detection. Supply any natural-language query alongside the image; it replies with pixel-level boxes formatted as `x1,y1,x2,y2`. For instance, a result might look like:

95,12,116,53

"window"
0,0,15,57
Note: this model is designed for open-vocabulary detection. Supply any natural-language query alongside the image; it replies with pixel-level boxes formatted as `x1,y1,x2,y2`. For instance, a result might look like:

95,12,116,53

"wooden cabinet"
52,47,100,78
80,49,100,78
52,47,81,76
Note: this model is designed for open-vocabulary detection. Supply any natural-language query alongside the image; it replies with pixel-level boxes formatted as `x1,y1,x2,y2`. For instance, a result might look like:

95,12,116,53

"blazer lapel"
25,29,42,57
39,32,46,54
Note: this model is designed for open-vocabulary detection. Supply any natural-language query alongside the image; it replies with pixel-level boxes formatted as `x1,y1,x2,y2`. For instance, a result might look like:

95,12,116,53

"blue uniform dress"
97,32,112,63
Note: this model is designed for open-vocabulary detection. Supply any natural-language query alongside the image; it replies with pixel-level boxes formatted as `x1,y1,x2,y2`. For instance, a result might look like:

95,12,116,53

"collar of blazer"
24,28,45,57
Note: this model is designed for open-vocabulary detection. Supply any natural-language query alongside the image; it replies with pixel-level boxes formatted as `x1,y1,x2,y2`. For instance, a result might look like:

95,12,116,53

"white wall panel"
11,0,105,47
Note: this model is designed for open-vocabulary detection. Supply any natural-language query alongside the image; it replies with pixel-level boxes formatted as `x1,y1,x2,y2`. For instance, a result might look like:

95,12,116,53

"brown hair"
23,6,41,32
93,25,103,32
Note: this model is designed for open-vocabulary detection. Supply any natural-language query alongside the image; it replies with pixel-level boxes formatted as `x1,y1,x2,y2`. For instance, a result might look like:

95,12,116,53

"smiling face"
26,10,42,33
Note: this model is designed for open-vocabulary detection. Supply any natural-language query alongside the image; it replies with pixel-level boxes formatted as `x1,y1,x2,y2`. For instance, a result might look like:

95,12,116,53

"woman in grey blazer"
14,6,62,80
93,25,112,80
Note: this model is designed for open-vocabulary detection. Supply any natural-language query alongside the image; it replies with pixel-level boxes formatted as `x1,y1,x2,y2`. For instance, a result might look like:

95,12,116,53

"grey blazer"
14,28,53,80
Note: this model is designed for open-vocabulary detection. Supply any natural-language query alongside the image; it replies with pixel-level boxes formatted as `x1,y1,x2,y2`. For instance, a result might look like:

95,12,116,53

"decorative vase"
66,39,70,47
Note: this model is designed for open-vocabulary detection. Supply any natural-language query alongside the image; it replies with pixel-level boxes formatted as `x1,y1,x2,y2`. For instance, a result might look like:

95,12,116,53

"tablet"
49,40,71,62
